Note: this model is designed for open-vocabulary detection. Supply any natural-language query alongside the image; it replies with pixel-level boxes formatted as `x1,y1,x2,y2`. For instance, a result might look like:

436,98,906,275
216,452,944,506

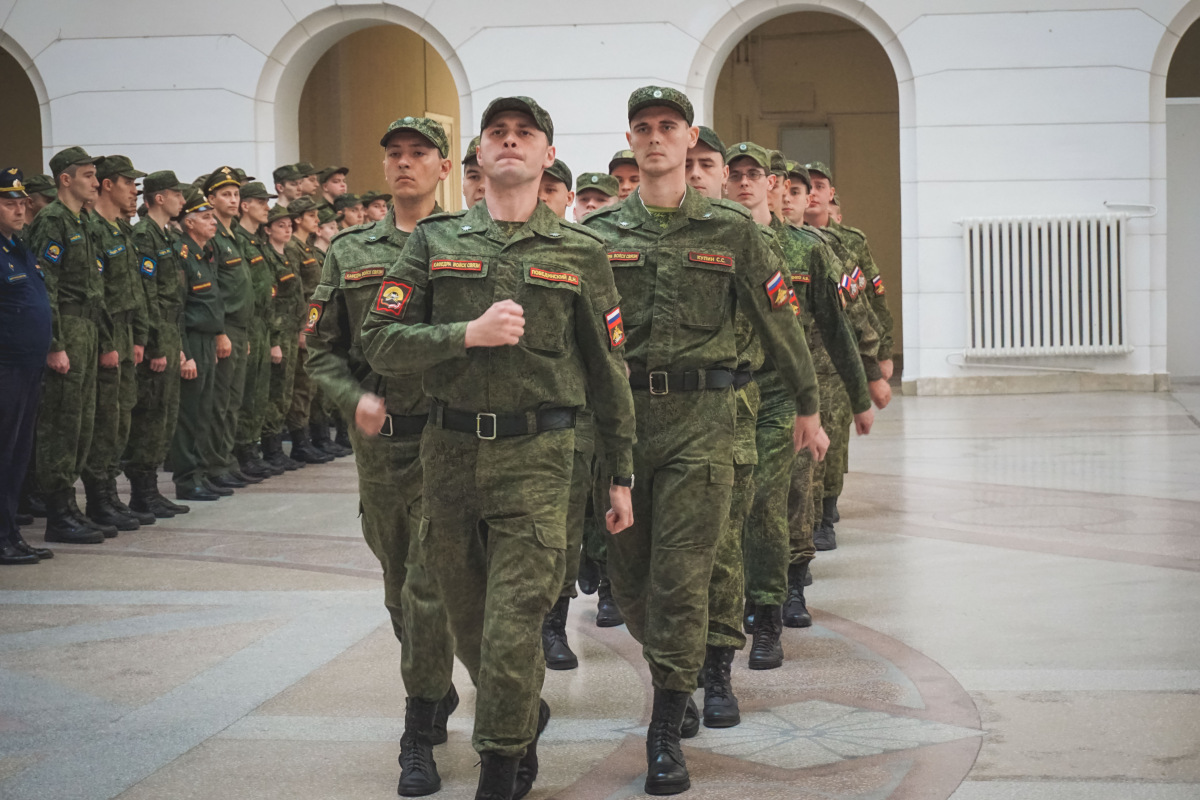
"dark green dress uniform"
284,233,322,432
361,199,636,758
170,231,224,492
82,211,149,498
25,192,105,502
233,218,276,458
263,238,304,438
582,186,818,693
127,200,187,483
306,206,454,704
205,217,253,480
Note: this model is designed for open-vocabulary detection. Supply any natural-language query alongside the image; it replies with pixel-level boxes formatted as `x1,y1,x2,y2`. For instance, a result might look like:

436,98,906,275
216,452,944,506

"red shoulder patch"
374,280,412,318
765,270,790,310
605,306,625,348
304,302,323,334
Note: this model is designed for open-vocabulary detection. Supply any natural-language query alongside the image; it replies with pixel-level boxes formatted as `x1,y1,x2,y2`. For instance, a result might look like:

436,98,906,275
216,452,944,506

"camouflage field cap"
725,142,772,170
333,193,362,212
181,186,213,216
203,166,241,195
785,160,812,191
143,171,188,197
380,115,450,157
287,195,318,218
49,146,102,177
294,161,319,177
627,85,694,125
266,204,291,225
805,161,833,183
360,190,387,207
96,155,147,182
479,96,554,144
462,135,481,166
273,164,303,185
233,167,255,183
191,174,210,190
576,172,619,197
544,159,572,188
769,149,788,177
607,149,637,173
22,173,56,198
239,181,277,201
0,168,29,199
318,165,349,183
695,126,726,156
317,204,337,225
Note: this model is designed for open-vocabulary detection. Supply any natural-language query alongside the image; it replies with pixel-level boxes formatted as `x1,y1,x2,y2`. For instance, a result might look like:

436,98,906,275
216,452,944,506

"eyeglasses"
728,169,766,182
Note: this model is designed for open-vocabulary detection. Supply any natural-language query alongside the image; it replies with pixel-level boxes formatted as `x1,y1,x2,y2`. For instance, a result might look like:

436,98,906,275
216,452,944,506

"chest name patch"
345,267,386,282
68,233,83,244
249,255,264,265
765,271,790,310
107,244,126,257
607,251,641,263
689,252,733,268
793,272,811,284
305,302,323,334
192,281,211,291
279,272,295,282
140,256,156,277
529,267,579,286
302,258,317,266
374,279,413,319
431,259,483,272
605,306,626,348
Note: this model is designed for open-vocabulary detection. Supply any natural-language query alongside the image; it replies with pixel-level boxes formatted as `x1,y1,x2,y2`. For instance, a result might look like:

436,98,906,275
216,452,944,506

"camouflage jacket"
130,216,187,359
87,213,150,351
25,199,105,352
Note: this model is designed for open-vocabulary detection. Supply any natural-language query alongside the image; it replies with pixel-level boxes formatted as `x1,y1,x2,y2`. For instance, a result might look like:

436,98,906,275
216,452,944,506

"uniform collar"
368,202,443,246
457,198,565,245
617,186,716,233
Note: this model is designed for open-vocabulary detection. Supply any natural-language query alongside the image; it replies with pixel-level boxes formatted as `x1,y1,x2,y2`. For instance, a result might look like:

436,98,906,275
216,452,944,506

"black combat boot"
475,751,519,800
700,645,740,728
595,568,624,628
236,444,272,480
644,687,691,795
831,496,840,523
1,532,40,565
512,698,550,800
250,441,283,476
814,496,837,551
743,599,756,634
681,695,700,739
108,478,155,525
397,696,442,797
577,550,600,595
289,428,332,464
311,421,349,457
430,683,459,746
748,604,784,670
333,415,353,453
44,490,104,544
10,529,53,560
127,471,176,519
542,596,578,670
261,433,292,471
783,562,813,628
85,480,139,531
68,492,117,536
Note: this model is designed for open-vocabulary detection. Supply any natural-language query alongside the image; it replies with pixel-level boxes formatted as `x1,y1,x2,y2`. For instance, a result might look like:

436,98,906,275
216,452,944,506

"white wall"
1,0,1193,393
1166,100,1200,379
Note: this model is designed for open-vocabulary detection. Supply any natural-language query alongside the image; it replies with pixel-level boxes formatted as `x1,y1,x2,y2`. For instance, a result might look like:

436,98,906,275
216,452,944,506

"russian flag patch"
605,306,625,348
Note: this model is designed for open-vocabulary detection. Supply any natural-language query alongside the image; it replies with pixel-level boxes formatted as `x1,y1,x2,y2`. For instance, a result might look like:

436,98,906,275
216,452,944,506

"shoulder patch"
872,274,885,296
374,279,413,318
605,306,625,348
43,241,63,264
765,270,790,310
140,256,157,277
304,302,323,334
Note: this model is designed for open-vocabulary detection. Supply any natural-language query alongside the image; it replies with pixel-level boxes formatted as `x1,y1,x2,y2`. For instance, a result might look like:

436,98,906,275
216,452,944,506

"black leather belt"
628,368,752,395
379,413,427,438
430,404,576,440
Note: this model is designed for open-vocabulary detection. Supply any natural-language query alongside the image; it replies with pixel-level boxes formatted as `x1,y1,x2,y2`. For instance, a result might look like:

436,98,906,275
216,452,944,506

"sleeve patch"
374,279,413,319
837,285,847,310
431,259,483,272
788,287,801,317
872,275,885,295
765,270,790,310
140,256,157,277
43,241,63,264
607,251,641,263
839,273,859,300
689,252,734,268
851,266,865,291
344,267,386,282
304,302,323,334
96,258,105,274
529,267,579,286
605,306,626,348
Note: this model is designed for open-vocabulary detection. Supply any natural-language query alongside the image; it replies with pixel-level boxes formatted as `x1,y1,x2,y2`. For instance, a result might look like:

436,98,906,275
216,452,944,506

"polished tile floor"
2,389,1198,799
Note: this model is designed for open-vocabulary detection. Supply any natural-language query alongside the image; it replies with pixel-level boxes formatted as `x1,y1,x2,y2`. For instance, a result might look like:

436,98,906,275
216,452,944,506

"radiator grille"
962,215,1132,357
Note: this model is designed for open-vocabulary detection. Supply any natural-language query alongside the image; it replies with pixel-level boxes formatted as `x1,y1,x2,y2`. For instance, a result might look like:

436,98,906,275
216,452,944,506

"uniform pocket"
517,265,579,354
533,519,567,550
428,258,492,326
678,252,735,330
708,462,736,486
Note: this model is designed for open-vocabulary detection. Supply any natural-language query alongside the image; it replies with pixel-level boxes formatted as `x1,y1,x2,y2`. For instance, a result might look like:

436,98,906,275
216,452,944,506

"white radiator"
961,214,1133,357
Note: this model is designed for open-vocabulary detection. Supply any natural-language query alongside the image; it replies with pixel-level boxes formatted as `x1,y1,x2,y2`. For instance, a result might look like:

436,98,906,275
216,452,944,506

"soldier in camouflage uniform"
608,148,639,200
583,88,822,796
308,115,459,798
23,174,56,219
362,96,636,800
259,205,306,471
462,135,485,209
82,155,153,531
126,170,192,518
573,172,619,221
27,147,109,543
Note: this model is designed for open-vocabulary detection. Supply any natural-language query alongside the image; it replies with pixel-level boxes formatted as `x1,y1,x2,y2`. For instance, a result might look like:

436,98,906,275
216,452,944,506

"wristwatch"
610,475,634,488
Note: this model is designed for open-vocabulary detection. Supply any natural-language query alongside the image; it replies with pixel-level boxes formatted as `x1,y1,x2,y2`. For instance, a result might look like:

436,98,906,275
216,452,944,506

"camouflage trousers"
235,318,271,448
584,437,611,565
788,448,817,566
816,374,852,500
743,373,796,607
170,331,216,489
264,328,300,435
707,379,760,650
418,425,572,757
561,410,595,598
286,346,317,431
206,325,248,475
607,388,735,693
349,424,455,705
124,324,182,475
82,314,136,488
36,315,97,495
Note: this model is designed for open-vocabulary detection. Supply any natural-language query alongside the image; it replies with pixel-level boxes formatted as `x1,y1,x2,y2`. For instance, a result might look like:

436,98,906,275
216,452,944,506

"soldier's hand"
46,349,70,374
100,350,119,369
793,413,827,461
868,378,891,409
854,408,874,435
270,345,283,364
606,486,633,534
150,356,167,373
181,358,198,380
465,300,525,347
298,332,307,351
134,345,145,366
879,359,894,381
355,393,387,437
216,334,232,359
245,341,251,356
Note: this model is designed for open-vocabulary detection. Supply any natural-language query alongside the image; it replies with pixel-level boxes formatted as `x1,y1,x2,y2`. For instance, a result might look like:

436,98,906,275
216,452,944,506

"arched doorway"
1166,17,1200,379
708,8,905,374
298,25,462,210
0,40,44,174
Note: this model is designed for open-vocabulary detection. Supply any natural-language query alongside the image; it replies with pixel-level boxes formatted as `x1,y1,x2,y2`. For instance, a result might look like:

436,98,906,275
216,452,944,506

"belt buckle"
648,371,669,396
476,412,498,440
379,413,393,437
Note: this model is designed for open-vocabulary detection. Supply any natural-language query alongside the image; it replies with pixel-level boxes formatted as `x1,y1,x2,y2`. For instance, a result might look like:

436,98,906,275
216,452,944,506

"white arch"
252,2,470,180
0,29,53,169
